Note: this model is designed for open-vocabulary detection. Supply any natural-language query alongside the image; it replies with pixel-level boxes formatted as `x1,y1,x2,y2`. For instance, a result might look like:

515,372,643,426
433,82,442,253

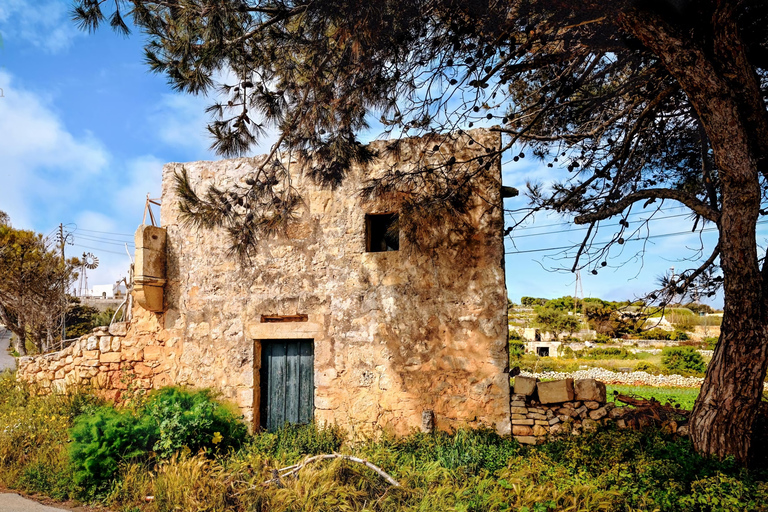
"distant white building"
89,282,127,299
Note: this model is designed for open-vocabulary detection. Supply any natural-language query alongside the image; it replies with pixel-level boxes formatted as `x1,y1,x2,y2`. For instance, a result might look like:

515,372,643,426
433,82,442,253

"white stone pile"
520,368,704,387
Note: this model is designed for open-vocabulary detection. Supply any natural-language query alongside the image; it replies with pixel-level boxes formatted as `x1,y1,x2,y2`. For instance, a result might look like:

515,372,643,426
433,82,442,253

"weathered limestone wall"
16,305,179,398
161,129,510,434
18,129,510,436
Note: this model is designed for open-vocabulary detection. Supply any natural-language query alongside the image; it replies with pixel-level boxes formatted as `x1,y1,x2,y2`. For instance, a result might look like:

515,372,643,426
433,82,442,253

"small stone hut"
19,129,511,436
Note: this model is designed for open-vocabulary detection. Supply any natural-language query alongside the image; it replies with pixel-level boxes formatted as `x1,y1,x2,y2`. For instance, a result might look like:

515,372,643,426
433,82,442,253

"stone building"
19,129,511,436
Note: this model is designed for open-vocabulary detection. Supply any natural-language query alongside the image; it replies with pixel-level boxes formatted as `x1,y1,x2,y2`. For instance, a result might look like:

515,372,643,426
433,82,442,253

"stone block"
534,420,549,426
537,379,574,404
133,363,154,378
514,436,541,445
109,322,128,336
83,350,100,360
609,407,627,419
584,401,601,410
512,425,533,436
511,419,535,426
548,417,561,425
528,413,547,421
574,379,606,403
100,352,122,363
153,373,172,388
510,400,527,408
86,336,98,351
589,407,608,421
110,338,121,352
99,336,112,353
511,406,528,415
513,375,538,397
533,424,548,436
122,348,144,362
511,413,528,420
144,345,164,361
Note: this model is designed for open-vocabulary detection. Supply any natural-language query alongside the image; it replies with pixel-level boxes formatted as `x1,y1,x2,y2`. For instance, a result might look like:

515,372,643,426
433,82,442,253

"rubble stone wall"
511,376,688,444
159,129,510,435
20,129,511,437
16,304,177,399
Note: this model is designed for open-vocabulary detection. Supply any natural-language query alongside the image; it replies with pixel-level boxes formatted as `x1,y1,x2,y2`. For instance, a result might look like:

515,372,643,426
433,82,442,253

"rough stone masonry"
19,129,512,436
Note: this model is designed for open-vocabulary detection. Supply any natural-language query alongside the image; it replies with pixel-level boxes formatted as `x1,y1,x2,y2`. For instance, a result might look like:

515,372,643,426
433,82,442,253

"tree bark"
11,330,26,356
619,3,768,463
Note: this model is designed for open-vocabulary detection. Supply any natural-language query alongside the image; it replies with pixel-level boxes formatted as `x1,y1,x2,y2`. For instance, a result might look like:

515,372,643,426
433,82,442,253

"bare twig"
262,453,401,488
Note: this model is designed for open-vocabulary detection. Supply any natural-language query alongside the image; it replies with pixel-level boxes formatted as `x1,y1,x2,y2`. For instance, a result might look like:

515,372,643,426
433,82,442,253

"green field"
607,384,700,410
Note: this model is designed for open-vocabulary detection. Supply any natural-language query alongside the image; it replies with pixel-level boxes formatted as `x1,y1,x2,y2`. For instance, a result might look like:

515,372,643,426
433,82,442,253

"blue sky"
0,1,727,307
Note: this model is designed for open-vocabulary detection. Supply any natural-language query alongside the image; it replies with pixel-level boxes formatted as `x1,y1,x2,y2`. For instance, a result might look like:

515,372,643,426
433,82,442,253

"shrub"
248,422,344,461
576,347,631,359
662,347,707,376
634,361,660,374
703,336,719,350
145,387,248,459
69,387,248,487
594,333,612,344
68,407,156,488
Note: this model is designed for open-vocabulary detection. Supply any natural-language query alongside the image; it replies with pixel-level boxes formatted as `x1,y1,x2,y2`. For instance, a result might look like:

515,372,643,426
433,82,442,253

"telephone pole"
59,224,66,340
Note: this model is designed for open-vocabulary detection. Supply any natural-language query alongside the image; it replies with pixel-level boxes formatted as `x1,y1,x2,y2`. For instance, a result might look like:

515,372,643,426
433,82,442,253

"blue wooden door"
260,339,314,431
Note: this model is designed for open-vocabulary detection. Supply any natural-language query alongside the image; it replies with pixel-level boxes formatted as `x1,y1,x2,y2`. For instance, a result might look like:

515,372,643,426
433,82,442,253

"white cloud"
0,70,109,227
149,68,278,161
0,0,82,53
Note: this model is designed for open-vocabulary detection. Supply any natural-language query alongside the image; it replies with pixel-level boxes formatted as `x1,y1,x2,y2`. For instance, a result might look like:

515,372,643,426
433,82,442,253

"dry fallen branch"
263,453,401,487
616,393,691,418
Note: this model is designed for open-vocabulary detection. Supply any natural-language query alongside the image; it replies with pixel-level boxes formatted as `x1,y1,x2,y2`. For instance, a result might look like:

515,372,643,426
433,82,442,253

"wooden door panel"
261,339,314,431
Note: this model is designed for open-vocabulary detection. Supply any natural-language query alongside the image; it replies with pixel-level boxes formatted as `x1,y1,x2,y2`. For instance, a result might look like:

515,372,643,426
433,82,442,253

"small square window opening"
366,213,399,252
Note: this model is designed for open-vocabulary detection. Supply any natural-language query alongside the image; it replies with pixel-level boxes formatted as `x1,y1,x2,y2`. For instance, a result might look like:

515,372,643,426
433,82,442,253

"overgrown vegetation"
662,347,708,377
69,387,248,489
2,374,766,511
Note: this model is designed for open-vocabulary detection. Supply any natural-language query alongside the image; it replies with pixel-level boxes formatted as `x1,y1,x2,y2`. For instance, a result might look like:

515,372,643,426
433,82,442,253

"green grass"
2,373,768,512
607,384,700,410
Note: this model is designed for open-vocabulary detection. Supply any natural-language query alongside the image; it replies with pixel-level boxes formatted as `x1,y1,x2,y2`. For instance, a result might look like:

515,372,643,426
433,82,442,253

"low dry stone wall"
16,308,177,401
510,376,685,445
520,368,705,388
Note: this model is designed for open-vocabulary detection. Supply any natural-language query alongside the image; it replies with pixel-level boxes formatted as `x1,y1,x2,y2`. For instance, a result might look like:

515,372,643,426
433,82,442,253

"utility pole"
59,223,66,340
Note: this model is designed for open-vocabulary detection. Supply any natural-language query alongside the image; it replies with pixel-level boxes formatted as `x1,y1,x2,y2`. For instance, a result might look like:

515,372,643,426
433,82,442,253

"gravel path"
0,494,73,512
0,328,16,373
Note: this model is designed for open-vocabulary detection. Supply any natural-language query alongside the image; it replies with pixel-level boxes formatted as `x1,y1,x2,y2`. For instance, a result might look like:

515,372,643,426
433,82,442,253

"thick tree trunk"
689,177,768,464
11,331,26,356
620,3,768,463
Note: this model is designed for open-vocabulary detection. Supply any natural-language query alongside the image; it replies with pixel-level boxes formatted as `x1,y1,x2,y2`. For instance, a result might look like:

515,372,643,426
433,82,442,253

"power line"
74,228,134,238
71,244,133,256
509,212,694,239
75,233,135,247
506,205,690,232
506,220,768,255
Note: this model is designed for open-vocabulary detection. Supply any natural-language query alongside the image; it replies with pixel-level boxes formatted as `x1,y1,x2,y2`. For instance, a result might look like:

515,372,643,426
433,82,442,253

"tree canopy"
75,0,768,463
0,212,77,355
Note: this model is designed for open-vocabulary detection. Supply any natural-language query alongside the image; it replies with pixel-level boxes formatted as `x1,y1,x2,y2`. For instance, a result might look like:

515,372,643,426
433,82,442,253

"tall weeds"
1,373,767,511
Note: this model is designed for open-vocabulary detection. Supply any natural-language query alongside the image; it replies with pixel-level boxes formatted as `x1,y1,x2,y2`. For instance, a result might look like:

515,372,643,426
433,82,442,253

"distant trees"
0,213,78,355
533,305,581,340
